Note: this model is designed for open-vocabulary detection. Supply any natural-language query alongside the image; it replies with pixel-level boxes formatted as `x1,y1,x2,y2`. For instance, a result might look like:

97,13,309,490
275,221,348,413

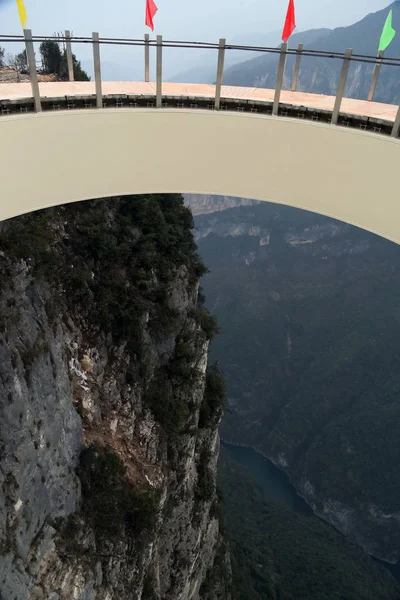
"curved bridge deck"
0,82,397,136
1,33,400,243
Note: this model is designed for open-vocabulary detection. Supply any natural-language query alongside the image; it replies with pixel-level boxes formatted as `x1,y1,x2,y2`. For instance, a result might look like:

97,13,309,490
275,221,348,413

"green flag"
379,9,396,52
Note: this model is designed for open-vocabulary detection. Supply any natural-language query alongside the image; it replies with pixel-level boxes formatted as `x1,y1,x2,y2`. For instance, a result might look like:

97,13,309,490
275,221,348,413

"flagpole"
367,50,384,102
291,43,303,92
156,35,162,108
273,43,288,116
215,38,226,110
24,29,41,112
92,32,103,109
65,30,74,82
331,48,352,125
144,34,150,82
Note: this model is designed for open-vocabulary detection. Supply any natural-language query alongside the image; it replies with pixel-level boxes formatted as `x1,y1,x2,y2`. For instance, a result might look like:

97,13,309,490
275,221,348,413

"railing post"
291,43,303,92
367,50,384,102
92,32,102,108
215,38,226,110
65,30,74,82
156,35,162,108
144,33,150,82
23,29,41,113
391,105,400,138
273,43,287,116
331,48,352,126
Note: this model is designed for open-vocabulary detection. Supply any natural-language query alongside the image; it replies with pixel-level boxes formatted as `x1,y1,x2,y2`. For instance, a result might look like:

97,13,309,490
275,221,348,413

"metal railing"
1,30,400,137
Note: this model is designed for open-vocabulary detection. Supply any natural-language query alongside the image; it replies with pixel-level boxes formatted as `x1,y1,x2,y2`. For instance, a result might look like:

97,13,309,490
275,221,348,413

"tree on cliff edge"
39,39,90,81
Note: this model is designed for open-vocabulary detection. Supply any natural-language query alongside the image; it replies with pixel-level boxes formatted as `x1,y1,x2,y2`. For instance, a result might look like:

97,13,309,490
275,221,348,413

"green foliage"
0,195,205,353
199,363,226,428
209,486,225,533
69,52,90,81
40,40,63,76
195,448,214,501
195,307,219,340
218,447,400,600
146,376,189,438
199,539,232,599
145,334,198,439
0,211,58,276
78,444,159,541
14,49,27,71
55,513,85,557
39,39,90,81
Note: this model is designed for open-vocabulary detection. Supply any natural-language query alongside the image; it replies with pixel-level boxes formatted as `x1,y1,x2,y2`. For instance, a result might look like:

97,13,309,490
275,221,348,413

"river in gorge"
222,441,400,583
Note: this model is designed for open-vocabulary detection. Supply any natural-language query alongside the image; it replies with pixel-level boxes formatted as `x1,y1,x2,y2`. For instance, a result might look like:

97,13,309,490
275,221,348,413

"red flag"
282,0,296,42
145,0,158,31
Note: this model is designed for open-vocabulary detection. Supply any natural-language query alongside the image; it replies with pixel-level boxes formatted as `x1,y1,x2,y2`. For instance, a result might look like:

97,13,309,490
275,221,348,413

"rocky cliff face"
195,199,400,564
184,195,258,217
0,195,230,600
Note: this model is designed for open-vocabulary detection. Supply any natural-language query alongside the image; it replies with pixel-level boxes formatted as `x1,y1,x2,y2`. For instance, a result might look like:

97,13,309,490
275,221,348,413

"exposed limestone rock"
0,197,230,600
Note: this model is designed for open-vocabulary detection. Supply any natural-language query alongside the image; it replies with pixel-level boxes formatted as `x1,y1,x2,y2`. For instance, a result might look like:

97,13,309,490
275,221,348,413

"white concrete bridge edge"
1,108,399,244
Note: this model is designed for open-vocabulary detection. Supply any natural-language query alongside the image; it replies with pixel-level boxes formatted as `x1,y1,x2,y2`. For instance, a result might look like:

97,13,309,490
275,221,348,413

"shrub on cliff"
0,194,207,350
199,363,226,429
78,444,159,540
195,448,215,502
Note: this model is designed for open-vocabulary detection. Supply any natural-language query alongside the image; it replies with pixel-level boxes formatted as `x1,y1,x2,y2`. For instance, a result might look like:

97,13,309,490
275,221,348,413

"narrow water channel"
222,441,400,583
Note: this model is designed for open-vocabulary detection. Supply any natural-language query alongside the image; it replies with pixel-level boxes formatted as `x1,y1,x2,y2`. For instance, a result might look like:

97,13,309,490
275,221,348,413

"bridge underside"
1,107,399,244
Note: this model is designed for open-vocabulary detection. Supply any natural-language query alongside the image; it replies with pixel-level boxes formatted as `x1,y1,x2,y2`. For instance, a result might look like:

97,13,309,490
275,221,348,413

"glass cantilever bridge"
0,30,399,243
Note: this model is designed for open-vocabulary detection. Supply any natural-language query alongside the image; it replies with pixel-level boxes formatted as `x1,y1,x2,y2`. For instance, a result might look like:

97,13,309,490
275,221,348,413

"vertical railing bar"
291,43,303,92
144,33,150,83
156,35,162,108
273,43,287,116
65,30,74,82
391,105,400,138
331,48,352,126
367,50,384,102
92,32,103,108
215,38,226,110
24,29,41,113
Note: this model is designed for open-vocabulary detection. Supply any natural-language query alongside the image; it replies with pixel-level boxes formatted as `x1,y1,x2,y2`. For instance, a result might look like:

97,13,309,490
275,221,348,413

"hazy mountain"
196,200,400,564
223,2,400,104
185,194,259,215
169,31,283,84
223,27,331,85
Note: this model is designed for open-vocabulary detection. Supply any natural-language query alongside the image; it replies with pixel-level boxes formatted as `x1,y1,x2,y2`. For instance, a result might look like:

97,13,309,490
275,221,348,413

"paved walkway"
0,81,397,121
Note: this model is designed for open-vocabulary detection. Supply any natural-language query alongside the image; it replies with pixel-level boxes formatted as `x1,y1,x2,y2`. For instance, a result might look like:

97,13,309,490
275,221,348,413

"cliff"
184,195,258,217
0,195,231,600
195,199,400,563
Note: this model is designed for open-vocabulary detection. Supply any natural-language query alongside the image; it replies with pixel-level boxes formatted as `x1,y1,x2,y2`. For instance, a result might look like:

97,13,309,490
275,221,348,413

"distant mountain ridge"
223,2,400,104
169,32,282,84
184,194,258,216
170,29,331,84
195,199,400,563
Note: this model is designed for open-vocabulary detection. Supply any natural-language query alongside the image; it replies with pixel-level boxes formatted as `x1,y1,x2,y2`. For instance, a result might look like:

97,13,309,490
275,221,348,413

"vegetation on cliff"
1,194,218,447
0,38,89,80
78,444,160,540
0,193,227,599
1,194,208,344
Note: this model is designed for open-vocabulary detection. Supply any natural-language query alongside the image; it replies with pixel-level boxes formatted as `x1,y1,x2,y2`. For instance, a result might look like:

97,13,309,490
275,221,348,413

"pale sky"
0,0,392,40
0,0,394,79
